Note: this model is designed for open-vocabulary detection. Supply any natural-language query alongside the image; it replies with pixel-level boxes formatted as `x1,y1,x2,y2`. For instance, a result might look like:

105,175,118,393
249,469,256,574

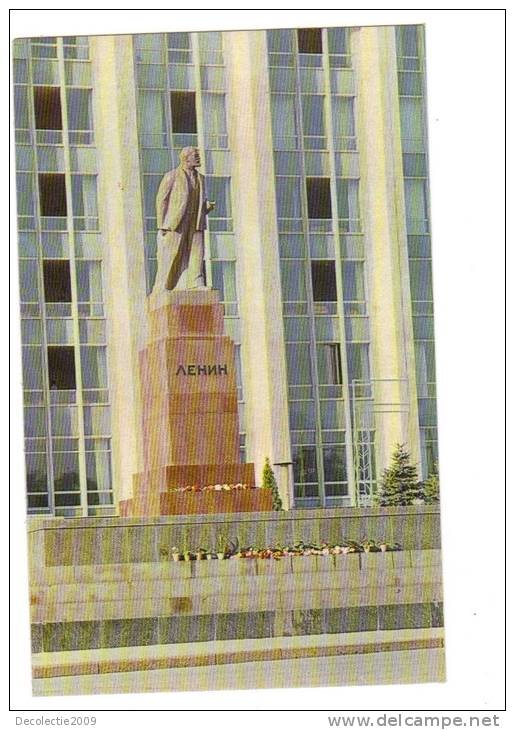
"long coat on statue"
152,166,210,292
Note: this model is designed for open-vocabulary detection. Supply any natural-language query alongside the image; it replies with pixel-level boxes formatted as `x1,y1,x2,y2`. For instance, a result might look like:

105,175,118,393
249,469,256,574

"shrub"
262,457,283,511
422,463,440,504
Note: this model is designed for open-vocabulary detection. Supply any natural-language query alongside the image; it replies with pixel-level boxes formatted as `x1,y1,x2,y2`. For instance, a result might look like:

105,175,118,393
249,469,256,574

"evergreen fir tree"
422,463,440,504
377,443,421,506
262,457,283,511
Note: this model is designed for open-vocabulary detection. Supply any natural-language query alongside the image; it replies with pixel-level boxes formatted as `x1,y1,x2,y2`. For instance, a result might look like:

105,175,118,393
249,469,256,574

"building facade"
14,25,438,517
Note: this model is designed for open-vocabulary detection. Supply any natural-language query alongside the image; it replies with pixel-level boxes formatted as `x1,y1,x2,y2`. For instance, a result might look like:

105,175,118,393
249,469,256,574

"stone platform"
27,510,445,694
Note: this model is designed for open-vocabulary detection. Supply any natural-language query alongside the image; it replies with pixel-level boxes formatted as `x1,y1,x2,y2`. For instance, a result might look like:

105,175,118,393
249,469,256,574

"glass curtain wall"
267,27,376,507
395,26,438,478
14,36,114,516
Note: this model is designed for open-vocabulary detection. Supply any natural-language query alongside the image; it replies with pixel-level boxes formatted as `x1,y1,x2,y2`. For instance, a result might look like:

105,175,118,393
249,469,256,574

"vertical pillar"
224,31,293,507
90,36,148,504
353,27,422,475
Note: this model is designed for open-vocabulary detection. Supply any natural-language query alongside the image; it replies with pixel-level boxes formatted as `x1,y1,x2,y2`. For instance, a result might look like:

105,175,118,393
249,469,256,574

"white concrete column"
353,26,422,476
90,35,148,504
223,31,293,507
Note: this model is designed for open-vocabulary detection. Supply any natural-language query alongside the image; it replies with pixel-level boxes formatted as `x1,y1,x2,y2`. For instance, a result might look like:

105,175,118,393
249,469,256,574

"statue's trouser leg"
188,230,205,287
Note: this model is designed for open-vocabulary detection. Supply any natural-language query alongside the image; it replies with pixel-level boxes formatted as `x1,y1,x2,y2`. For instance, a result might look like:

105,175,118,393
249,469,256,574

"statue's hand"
207,201,216,213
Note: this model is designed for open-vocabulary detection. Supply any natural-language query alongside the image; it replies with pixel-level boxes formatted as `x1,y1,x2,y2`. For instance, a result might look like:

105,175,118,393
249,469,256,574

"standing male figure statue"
150,146,215,294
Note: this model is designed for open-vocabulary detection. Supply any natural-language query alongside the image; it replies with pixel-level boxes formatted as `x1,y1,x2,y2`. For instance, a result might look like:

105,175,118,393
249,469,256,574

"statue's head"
180,146,201,169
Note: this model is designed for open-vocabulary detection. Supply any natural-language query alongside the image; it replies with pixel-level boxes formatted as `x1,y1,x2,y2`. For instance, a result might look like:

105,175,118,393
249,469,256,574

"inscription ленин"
175,364,228,376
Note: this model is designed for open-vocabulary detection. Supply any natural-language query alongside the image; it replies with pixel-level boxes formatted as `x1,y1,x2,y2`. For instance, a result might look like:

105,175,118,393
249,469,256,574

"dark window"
311,260,337,301
170,91,197,133
33,86,62,130
38,173,67,217
323,445,347,483
306,177,332,219
297,28,323,54
43,260,72,302
47,346,76,390
317,343,342,384
292,445,318,483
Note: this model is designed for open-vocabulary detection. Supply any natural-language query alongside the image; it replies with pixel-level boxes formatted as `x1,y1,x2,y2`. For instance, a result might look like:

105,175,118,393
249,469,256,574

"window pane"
53,451,80,491
138,90,167,146
297,29,322,54
267,29,294,53
311,260,337,301
336,179,360,221
398,26,419,57
206,177,231,219
76,261,103,302
323,445,347,482
43,260,71,302
84,406,111,436
81,346,108,388
404,178,428,229
21,319,42,344
48,346,76,390
19,260,39,302
134,34,163,54
26,452,48,493
86,450,112,492
276,177,302,219
50,405,78,436
332,96,355,145
167,32,190,50
14,85,30,129
39,174,67,217
397,72,423,96
71,175,98,219
307,178,332,219
33,86,62,130
24,406,47,437
320,400,345,430
198,31,223,63
280,260,306,301
403,153,427,177
202,93,227,146
170,91,197,134
301,95,325,148
22,346,44,390
271,95,298,150
212,261,237,302
328,28,351,55
143,174,161,219
346,343,370,384
289,401,316,430
292,445,318,482
399,97,424,142
67,88,92,131
317,343,342,384
342,260,365,301
283,316,310,341
286,343,313,385
415,341,436,384
409,259,433,301
17,173,35,216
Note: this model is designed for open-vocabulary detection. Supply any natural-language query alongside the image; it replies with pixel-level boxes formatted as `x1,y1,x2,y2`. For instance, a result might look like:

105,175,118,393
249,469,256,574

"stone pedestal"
122,289,271,516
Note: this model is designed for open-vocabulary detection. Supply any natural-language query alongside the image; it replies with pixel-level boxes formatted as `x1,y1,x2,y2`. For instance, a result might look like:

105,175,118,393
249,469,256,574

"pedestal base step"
120,488,273,516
